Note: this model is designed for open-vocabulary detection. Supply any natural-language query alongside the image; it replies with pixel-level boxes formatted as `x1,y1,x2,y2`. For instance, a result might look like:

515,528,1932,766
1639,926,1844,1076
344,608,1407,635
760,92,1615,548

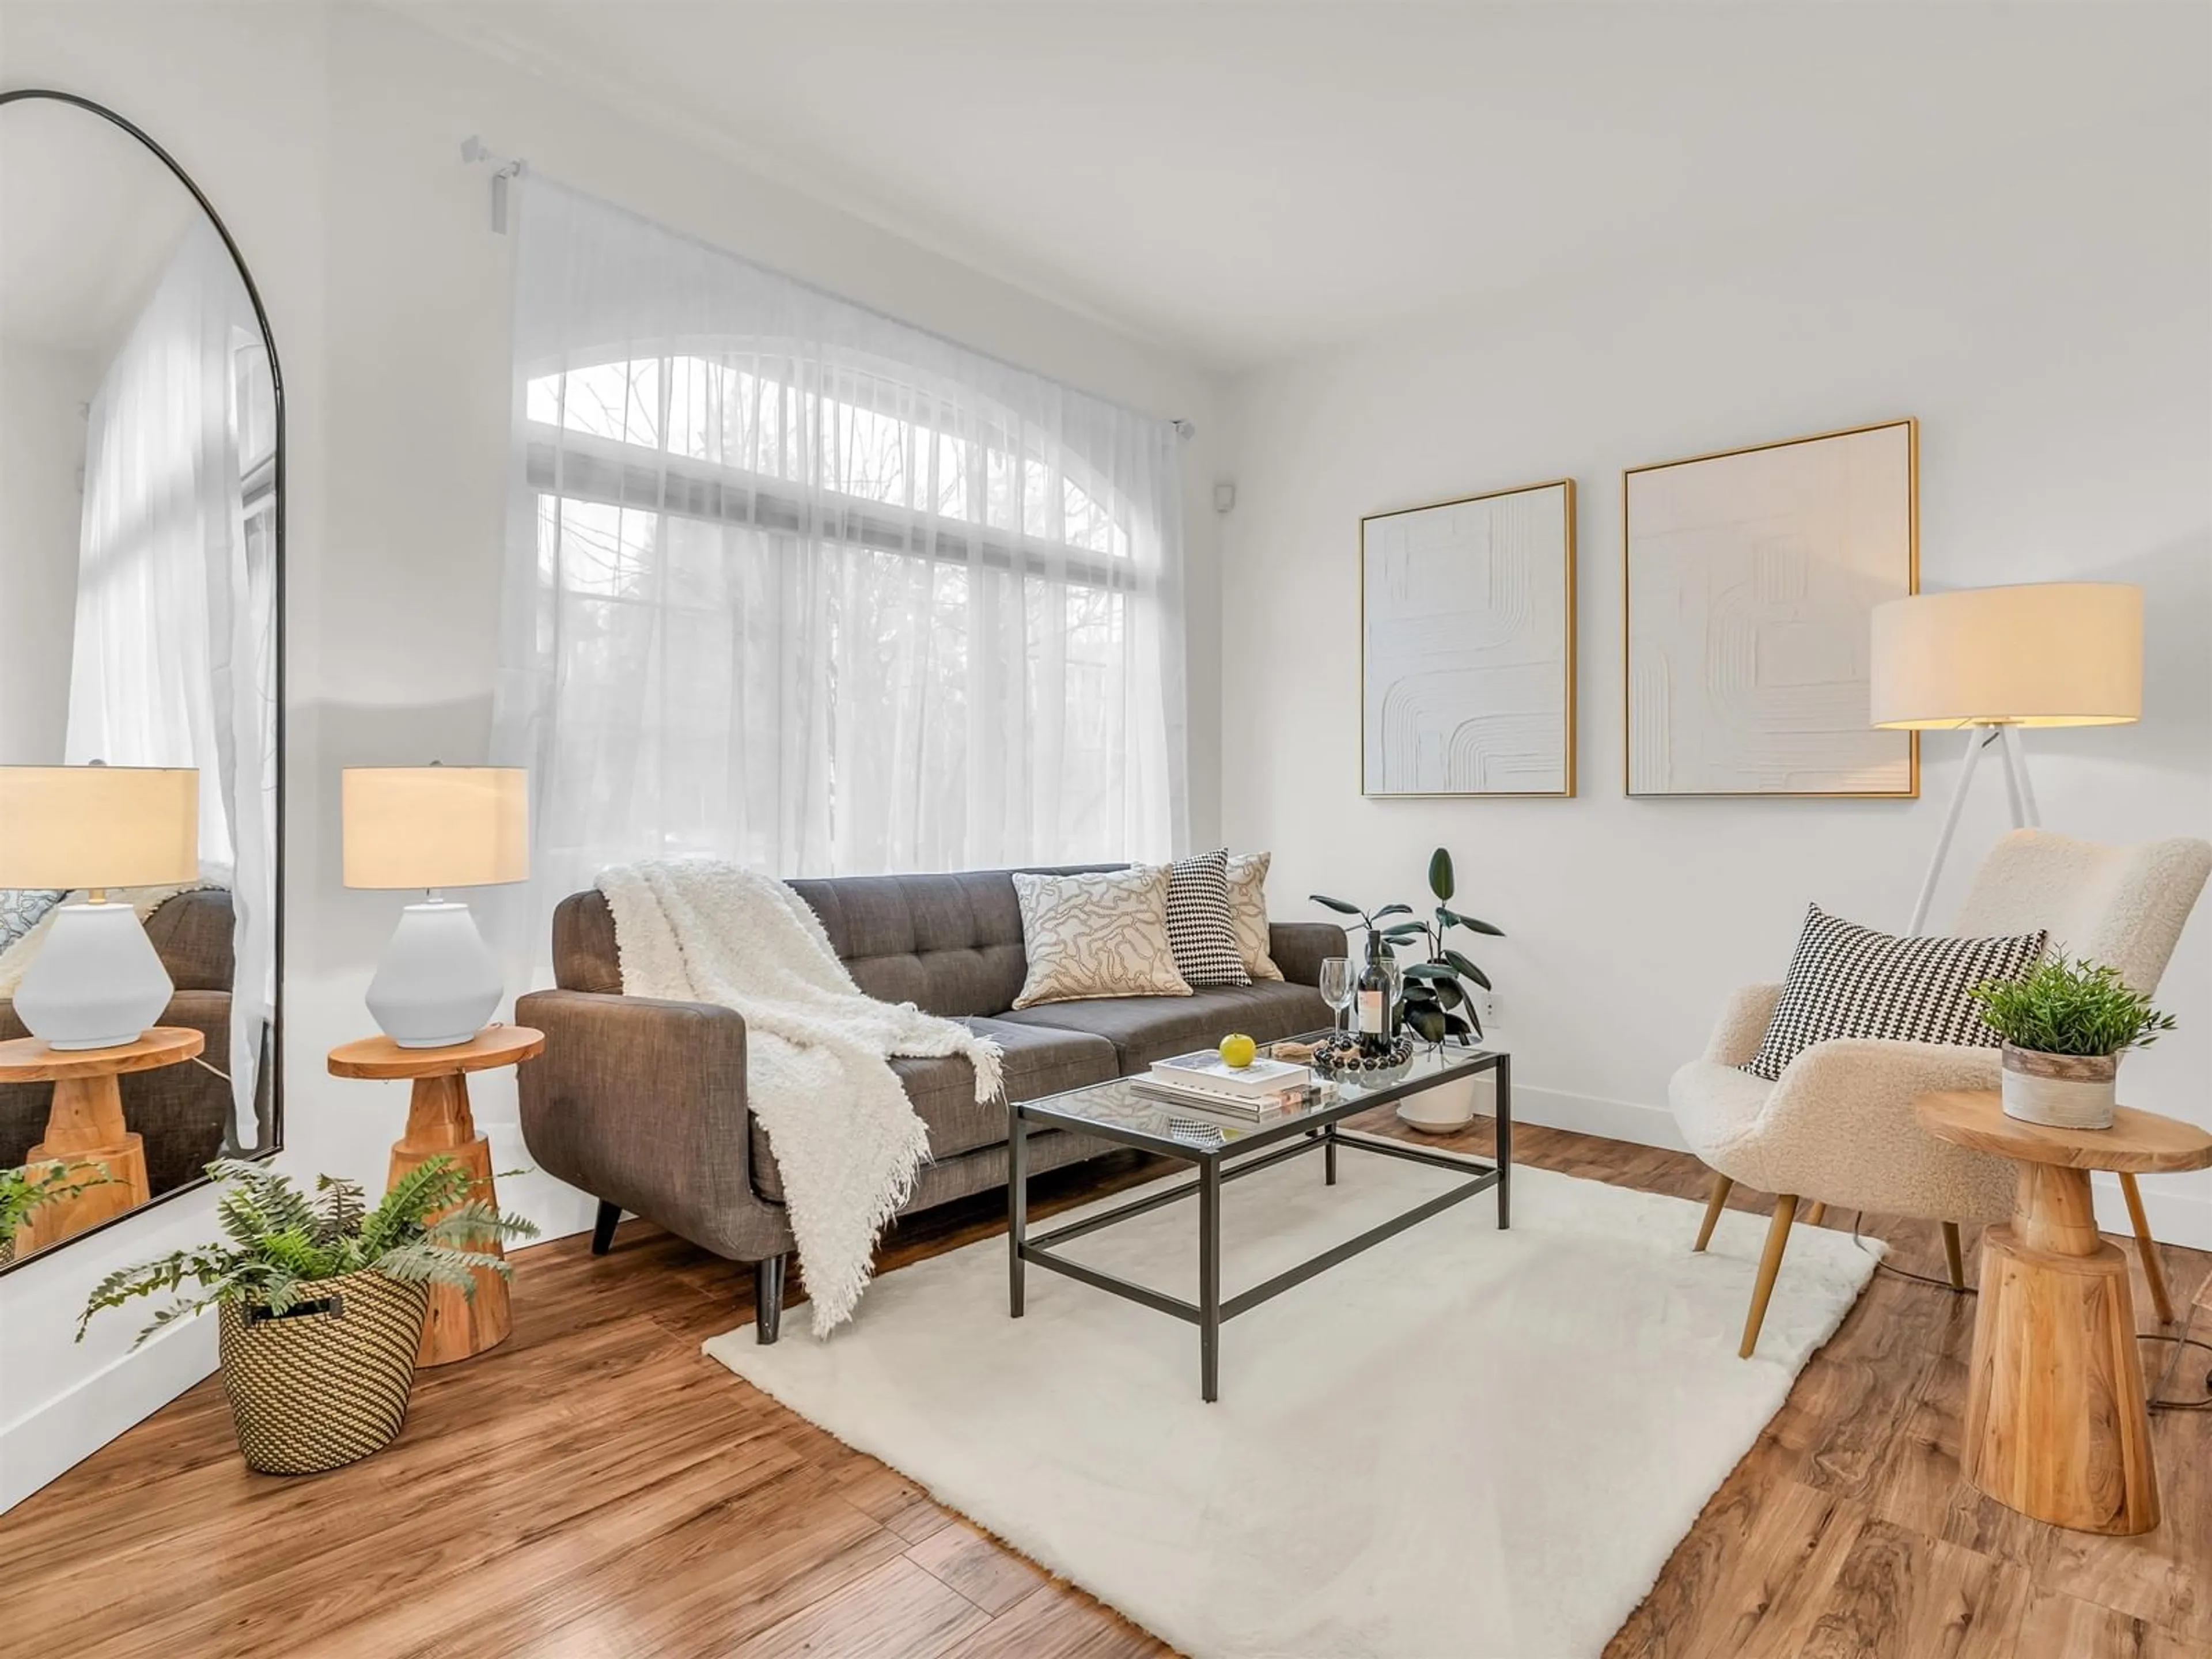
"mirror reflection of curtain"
493,180,1188,976
65,217,271,1146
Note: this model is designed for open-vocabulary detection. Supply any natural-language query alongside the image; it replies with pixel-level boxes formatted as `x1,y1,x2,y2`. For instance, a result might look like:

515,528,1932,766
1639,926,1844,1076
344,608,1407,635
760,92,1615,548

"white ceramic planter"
1999,1043,2117,1130
1396,1069,1490,1134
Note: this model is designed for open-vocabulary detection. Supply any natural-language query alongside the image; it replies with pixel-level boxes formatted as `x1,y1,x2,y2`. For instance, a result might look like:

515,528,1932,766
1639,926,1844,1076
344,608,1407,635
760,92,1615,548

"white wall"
1219,93,2212,1243
0,336,93,761
0,0,1220,1510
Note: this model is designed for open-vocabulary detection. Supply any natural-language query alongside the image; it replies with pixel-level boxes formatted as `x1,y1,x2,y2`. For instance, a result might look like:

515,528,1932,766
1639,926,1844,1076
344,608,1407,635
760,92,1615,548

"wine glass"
1319,956,1353,1035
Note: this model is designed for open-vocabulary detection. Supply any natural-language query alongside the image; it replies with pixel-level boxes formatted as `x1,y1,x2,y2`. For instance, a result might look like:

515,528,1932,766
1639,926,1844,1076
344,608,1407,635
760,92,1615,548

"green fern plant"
78,1156,537,1348
2,1160,115,1244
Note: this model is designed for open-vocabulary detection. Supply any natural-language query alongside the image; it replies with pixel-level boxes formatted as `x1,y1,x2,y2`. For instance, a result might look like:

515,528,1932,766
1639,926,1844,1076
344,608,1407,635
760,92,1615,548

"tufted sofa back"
550,865,1124,1019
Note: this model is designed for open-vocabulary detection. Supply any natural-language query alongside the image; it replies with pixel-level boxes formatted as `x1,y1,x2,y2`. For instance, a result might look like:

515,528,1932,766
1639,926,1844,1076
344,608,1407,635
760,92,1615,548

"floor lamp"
1869,582,2143,934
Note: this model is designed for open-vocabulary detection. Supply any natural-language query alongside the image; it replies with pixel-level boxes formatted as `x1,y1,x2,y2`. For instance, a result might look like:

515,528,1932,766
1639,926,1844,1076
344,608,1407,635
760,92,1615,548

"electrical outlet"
1478,991,1501,1029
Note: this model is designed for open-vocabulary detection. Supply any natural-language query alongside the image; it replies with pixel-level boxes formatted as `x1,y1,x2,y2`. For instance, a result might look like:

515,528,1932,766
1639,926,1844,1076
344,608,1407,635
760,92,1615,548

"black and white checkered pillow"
1163,850,1251,988
1741,905,2047,1081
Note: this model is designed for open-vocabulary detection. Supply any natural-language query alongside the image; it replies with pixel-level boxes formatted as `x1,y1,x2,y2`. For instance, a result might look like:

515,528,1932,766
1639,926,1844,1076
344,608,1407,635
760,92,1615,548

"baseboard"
1509,1082,1692,1153
0,1313,215,1512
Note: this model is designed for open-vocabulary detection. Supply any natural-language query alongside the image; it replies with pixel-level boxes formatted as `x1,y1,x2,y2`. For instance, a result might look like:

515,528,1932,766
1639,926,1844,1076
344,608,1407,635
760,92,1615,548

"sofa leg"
1693,1173,1733,1253
590,1199,620,1257
755,1253,788,1344
1941,1221,1966,1291
1740,1195,1798,1359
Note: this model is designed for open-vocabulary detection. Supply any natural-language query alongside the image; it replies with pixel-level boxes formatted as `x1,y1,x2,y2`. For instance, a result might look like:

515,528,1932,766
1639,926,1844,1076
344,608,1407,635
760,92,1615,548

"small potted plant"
1313,847,1503,1130
79,1156,536,1474
1971,955,2176,1130
0,1160,113,1266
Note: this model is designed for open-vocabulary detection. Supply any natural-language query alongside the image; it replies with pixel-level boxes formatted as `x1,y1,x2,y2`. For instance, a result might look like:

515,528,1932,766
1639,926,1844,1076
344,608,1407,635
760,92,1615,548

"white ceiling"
398,2,2208,374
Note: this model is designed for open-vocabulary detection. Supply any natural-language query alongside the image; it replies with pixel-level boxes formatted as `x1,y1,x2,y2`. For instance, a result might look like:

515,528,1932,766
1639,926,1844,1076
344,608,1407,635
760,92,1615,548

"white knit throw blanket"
596,859,1004,1337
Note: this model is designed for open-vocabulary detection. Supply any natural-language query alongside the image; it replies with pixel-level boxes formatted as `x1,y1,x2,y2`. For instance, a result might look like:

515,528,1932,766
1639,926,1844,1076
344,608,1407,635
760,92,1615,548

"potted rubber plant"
0,1160,113,1266
79,1156,536,1474
1971,954,2176,1130
1312,847,1504,1131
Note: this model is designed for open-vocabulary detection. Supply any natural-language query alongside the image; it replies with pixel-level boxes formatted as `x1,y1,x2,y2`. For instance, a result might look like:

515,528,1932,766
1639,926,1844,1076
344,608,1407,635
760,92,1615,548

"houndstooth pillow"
1741,904,2047,1081
1164,850,1251,988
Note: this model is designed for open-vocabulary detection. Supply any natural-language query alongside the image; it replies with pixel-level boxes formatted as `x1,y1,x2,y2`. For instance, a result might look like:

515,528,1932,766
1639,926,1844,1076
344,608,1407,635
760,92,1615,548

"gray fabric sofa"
516,866,1344,1340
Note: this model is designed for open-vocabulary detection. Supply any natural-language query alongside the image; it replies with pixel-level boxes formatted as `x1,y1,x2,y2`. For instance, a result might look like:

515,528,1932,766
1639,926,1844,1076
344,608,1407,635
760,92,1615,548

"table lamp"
343,766,529,1048
0,764,199,1048
1870,582,2142,933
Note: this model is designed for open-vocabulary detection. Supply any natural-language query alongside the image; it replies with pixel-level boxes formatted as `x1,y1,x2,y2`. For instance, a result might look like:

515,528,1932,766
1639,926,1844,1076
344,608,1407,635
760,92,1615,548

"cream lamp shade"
0,765,199,888
342,766,529,890
1869,582,2142,729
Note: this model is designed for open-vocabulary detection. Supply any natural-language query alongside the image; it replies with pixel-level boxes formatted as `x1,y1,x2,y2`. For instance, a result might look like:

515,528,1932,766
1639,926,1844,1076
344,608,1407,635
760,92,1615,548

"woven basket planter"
218,1268,430,1475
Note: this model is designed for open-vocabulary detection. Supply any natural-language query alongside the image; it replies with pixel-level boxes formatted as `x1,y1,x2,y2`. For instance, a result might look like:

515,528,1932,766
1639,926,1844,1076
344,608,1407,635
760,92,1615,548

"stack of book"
1130,1050,1315,1119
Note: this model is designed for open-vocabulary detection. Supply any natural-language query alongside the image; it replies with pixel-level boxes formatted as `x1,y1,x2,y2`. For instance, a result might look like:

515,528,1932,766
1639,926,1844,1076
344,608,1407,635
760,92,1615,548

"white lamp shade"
0,766,199,889
1869,582,2142,729
343,766,529,889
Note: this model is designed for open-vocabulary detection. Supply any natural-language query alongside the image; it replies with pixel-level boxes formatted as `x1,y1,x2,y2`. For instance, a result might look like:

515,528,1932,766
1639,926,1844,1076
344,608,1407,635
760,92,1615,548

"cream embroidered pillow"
1011,866,1193,1008
1226,852,1283,982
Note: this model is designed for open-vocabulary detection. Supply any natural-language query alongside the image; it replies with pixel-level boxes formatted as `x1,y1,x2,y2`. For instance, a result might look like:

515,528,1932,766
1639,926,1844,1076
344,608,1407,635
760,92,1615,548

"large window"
497,183,1185,912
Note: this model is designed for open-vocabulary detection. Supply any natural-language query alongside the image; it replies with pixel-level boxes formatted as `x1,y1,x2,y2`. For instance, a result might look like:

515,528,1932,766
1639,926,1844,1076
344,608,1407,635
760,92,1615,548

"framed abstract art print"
1623,418,1918,798
1361,478,1576,797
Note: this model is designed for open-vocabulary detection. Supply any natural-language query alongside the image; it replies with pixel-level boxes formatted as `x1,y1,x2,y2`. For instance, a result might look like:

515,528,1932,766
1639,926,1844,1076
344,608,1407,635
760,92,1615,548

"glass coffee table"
1007,1035,1510,1401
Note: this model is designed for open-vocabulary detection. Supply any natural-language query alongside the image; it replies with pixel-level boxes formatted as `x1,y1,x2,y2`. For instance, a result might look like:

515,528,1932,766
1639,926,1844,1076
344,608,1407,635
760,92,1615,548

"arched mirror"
0,91,283,1270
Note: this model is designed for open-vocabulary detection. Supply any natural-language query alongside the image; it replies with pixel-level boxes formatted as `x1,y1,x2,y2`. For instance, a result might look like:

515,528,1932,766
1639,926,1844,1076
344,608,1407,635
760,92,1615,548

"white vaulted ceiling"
393,1,2207,373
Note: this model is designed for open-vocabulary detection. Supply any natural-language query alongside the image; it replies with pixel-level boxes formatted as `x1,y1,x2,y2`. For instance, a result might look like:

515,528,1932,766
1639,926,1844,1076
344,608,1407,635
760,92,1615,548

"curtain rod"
464,147,1195,437
461,135,527,234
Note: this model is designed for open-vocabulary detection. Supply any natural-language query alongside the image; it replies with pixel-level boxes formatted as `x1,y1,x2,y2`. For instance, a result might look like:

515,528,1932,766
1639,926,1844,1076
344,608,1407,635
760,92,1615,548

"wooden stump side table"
327,1026,545,1367
1916,1089,2212,1536
0,1028,203,1252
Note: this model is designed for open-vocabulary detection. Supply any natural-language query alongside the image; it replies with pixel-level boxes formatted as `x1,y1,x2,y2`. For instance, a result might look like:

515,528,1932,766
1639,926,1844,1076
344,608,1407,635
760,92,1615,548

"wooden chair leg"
1694,1173,1734,1253
1941,1221,1965,1290
1740,1195,1798,1359
1803,1202,1827,1228
2119,1172,2174,1325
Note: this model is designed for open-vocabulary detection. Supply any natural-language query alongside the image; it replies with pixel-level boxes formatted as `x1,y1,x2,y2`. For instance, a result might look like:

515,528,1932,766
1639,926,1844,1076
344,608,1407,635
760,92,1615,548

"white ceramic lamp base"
13,900,176,1050
366,899,503,1049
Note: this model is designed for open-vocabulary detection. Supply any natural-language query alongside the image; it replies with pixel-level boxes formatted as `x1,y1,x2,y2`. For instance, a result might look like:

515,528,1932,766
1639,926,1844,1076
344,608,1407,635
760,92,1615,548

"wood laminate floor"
12,1113,2212,1658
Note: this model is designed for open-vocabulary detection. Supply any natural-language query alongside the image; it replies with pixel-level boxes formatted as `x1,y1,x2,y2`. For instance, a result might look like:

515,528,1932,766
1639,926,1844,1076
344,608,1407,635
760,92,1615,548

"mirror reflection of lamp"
342,766,529,1048
0,763,200,1049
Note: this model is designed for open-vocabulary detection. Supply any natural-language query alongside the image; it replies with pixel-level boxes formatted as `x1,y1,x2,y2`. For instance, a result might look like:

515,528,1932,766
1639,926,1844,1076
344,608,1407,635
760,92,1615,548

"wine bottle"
1355,940,1392,1054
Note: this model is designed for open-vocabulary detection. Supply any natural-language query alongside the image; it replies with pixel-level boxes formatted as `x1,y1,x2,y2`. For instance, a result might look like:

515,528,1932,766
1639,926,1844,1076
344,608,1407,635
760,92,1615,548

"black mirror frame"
0,88,286,1272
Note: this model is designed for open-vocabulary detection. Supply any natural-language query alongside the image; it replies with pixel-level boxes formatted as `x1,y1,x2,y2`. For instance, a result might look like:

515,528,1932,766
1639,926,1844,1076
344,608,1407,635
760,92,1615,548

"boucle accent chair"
516,866,1344,1342
1672,830,2212,1358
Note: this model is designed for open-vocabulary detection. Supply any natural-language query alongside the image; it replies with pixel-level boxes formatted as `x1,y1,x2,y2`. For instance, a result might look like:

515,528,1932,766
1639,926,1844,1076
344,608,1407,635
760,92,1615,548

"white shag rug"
704,1152,1879,1659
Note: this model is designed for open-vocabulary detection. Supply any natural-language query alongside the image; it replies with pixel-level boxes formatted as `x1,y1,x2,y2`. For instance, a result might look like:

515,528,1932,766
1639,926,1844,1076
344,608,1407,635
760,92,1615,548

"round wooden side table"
1916,1088,2212,1536
0,1028,203,1252
327,1026,545,1367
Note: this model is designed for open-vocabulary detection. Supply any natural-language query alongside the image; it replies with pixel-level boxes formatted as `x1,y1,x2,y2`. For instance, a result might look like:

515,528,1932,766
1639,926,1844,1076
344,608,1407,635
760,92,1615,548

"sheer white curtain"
68,216,272,1145
494,180,1188,940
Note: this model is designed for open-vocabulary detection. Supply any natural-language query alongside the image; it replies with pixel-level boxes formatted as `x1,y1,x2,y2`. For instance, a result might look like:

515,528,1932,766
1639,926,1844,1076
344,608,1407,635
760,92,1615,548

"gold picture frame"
1360,477,1577,798
1622,418,1919,799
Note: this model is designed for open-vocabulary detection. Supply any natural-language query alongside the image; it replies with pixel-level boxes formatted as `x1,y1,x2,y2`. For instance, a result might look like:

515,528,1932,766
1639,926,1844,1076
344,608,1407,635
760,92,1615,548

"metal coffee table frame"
1008,1039,1510,1401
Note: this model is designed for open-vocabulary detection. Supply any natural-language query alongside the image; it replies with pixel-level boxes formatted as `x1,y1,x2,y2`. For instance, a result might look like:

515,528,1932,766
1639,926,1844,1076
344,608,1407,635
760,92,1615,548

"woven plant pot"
218,1268,430,1475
